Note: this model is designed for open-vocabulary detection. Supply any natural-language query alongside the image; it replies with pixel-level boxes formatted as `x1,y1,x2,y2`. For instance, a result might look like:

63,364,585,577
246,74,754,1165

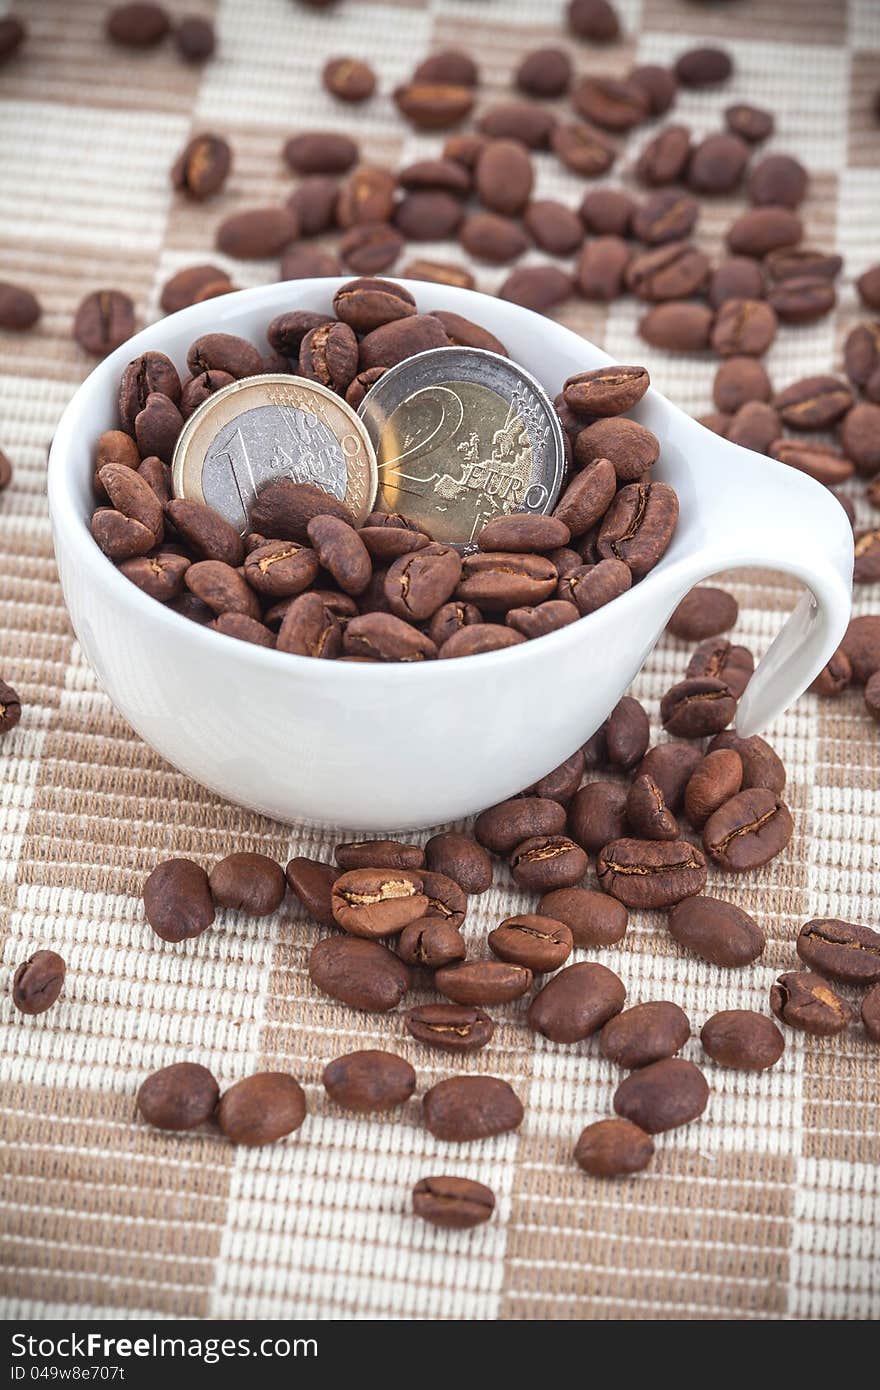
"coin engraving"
358,348,565,547
172,375,377,533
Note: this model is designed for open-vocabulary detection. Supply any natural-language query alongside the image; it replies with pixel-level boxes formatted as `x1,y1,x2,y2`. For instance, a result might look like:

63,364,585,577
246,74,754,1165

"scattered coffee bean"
175,15,215,63
708,731,786,791
322,1050,415,1112
770,971,853,1036
412,1175,495,1228
598,839,707,908
405,1003,495,1052
568,780,628,855
435,960,532,1006
727,207,803,258
209,852,286,916
143,858,215,943
684,749,743,829
12,950,66,1016
323,56,376,102
703,788,793,871
137,1062,219,1130
309,935,410,1012
614,1056,709,1133
423,1075,524,1142
639,302,713,352
637,742,702,811
0,281,41,331
668,587,738,641
725,103,774,144
394,82,474,130
74,290,135,357
861,985,880,1042
489,915,573,973
796,919,880,985
106,3,170,47
708,257,765,308
866,672,880,722
700,1010,784,1071
575,1118,654,1177
688,133,749,196
600,1000,690,1069
284,131,359,176
171,133,231,200
668,895,764,967
424,832,492,894
478,101,557,150
528,961,625,1044
675,46,732,87
218,1072,306,1146
661,677,736,738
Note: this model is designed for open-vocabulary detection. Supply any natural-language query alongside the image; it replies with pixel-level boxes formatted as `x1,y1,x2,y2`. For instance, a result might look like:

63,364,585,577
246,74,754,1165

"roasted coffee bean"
510,835,588,892
285,857,336,927
515,46,572,98
208,852,285,916
844,321,880,400
668,587,738,641
708,257,765,308
675,45,731,86
455,552,556,610
335,841,424,872
699,411,731,435
322,1051,415,1113
575,1118,654,1177
218,1073,306,1146
243,541,319,599
843,615,880,684
551,121,616,177
94,429,140,480
417,870,467,932
423,1075,524,1142
633,190,699,245
637,742,702,811
412,1176,495,1229
727,207,803,258
98,464,163,539
627,241,710,302
639,301,713,351
284,131,359,175
842,402,880,474
669,895,764,967
507,599,580,640
180,369,235,418
796,919,880,985
398,920,466,969
766,247,842,283
626,774,678,841
175,15,215,62
521,201,583,258
528,961,625,1044
92,509,156,561
168,592,214,625
701,1010,784,1071
398,158,472,195
425,832,492,894
134,391,183,463
406,1003,494,1052
185,560,260,619
568,780,628,855
442,132,488,168
74,289,135,357
137,1062,219,1130
774,375,852,430
499,266,573,314
267,310,334,357
767,276,835,324
120,550,190,602
861,985,880,1042
11,951,65,1016
703,788,793,871
489,915,573,973
212,612,275,647
572,75,647,132
118,350,181,433
614,1057,709,1133
579,187,635,236
576,236,630,300
811,649,852,697
474,516,569,555
171,133,230,200
426,600,481,647
866,672,880,721
336,166,397,227
143,858,215,943
712,299,778,357
628,63,677,116
713,357,772,414
563,367,649,421
661,678,736,739
684,749,743,829
286,177,340,238
539,887,628,947
770,971,853,1036
474,140,533,218
395,191,463,241
331,868,428,938
383,543,462,621
339,223,404,275
708,732,784,793
582,725,608,768
635,123,691,187
425,312,507,357
250,480,354,545
598,839,707,909
773,439,854,487
394,82,474,130
106,3,170,46
359,523,429,565
748,152,808,209
186,332,262,380
858,264,880,309
358,314,450,371
343,612,437,662
276,592,342,658
323,56,375,102
575,419,658,483
603,696,649,771
523,748,586,804
687,133,749,195
412,49,478,85
725,103,774,144
309,934,410,1012
557,560,631,616
600,1000,690,1069
216,207,298,259
404,259,476,289
478,101,557,150
459,211,529,264
0,14,26,63
0,281,40,331
299,321,359,393
305,516,371,597
726,401,780,453
567,0,620,39
435,960,532,1006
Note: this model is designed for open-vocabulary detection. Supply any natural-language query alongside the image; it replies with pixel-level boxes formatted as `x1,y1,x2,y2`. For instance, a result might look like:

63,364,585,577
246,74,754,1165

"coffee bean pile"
84,290,679,660
14,608,880,1223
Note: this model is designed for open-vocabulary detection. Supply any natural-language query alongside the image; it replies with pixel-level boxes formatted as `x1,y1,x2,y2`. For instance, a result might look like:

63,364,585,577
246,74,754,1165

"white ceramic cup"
48,279,854,830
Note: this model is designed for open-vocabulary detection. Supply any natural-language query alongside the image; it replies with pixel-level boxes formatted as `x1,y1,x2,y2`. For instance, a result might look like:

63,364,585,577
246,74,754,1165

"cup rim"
47,277,684,684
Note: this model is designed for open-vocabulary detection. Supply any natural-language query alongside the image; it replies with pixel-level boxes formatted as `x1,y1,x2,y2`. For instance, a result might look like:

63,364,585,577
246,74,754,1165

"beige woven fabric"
1,0,879,1322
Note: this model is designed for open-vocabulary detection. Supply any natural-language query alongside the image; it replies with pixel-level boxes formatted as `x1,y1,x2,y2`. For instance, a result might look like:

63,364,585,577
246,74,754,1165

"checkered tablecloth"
1,0,879,1322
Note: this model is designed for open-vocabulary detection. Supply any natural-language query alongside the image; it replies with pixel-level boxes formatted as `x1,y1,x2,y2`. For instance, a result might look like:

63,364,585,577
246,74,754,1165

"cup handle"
663,425,854,736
